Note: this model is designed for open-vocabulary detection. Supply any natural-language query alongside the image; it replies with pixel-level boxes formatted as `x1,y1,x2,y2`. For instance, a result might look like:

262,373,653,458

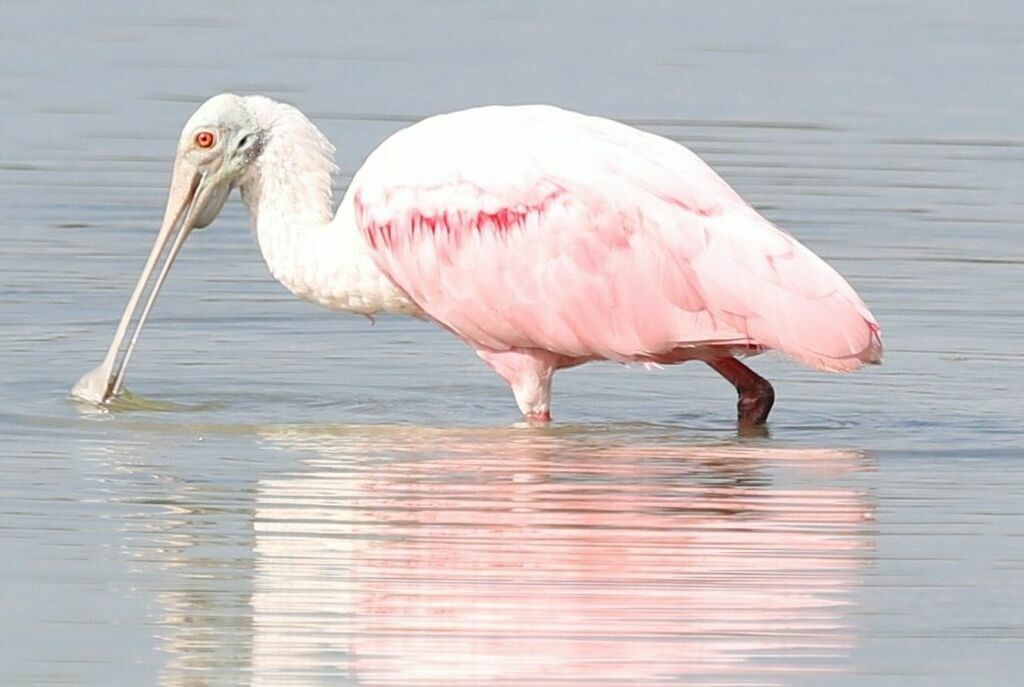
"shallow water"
2,1,1023,685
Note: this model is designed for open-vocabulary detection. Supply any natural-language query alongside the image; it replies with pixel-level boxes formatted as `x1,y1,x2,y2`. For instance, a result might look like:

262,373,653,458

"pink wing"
351,106,881,372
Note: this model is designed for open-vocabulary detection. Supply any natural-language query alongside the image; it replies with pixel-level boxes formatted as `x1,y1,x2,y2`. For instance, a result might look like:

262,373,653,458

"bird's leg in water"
706,357,775,426
476,347,558,424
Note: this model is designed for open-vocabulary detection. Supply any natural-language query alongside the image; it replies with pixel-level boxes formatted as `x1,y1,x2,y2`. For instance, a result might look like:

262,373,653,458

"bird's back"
350,105,881,371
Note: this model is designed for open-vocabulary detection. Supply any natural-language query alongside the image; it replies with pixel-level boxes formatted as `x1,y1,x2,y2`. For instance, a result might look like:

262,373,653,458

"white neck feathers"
237,97,418,316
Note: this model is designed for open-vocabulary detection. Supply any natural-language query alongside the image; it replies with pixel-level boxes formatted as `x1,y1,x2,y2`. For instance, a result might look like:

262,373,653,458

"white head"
169,93,267,227
73,93,331,404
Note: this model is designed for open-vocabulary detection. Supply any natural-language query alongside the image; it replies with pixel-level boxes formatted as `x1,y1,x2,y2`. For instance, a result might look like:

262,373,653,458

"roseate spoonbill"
73,94,882,426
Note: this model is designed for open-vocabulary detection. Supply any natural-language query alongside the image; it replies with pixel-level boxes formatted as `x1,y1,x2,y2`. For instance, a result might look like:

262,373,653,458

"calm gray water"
2,1,1023,685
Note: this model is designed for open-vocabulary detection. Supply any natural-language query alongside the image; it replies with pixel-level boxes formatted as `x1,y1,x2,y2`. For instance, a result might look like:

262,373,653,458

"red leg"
706,357,775,427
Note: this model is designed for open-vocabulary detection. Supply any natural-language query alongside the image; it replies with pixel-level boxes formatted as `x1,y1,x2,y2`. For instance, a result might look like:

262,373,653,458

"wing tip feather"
792,320,883,373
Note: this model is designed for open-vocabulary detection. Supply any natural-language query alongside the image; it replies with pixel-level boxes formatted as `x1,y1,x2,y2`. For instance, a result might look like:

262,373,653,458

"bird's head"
72,93,340,404
72,93,269,404
169,93,265,229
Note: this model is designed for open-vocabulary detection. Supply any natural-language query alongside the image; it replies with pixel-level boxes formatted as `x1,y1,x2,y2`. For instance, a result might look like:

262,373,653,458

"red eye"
195,131,215,148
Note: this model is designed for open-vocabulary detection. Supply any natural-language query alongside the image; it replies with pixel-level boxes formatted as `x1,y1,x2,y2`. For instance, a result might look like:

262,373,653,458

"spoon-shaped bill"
71,164,205,405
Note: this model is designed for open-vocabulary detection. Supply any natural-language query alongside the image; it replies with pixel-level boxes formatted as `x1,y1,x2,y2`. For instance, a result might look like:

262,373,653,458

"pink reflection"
251,429,872,686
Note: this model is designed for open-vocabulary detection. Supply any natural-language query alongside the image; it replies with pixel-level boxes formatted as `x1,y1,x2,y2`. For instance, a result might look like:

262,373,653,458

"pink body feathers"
348,105,880,421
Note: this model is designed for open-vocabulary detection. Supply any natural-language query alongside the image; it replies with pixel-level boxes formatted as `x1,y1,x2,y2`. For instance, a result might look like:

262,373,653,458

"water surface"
1,1,1023,685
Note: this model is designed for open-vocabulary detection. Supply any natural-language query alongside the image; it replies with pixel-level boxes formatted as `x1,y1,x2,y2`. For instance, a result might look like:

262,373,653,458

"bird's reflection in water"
225,427,873,686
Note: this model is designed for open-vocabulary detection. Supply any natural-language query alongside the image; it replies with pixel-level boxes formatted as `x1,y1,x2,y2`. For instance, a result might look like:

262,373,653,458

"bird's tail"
698,210,883,373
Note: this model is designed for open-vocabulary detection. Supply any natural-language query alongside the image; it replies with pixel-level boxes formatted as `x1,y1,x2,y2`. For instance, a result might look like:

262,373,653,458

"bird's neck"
237,99,418,316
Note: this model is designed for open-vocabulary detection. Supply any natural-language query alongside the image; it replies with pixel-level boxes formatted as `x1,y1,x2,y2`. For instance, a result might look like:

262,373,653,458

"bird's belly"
546,343,764,370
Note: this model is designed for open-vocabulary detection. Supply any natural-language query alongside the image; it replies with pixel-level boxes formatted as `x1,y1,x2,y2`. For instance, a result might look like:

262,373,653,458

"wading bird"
74,94,882,426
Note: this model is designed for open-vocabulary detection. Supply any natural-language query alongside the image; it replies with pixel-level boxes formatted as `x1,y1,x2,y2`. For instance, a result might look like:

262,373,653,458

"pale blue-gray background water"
1,1,1022,685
